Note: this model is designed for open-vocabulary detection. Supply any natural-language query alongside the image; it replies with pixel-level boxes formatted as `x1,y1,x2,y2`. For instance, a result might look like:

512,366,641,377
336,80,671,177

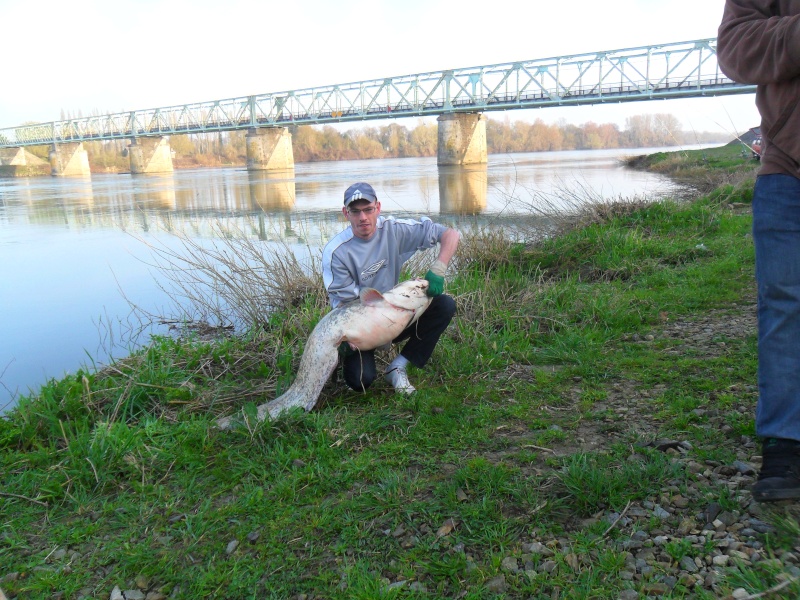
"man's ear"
342,206,349,218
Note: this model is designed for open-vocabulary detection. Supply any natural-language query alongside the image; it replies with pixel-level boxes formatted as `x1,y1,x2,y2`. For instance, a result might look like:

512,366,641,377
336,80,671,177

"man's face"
343,199,381,240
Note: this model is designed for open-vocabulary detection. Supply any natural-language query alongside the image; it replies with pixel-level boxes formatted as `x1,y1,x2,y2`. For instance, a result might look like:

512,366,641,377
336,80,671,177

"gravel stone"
631,530,649,542
733,461,756,475
663,575,678,589
522,542,554,556
653,506,670,519
680,556,699,573
749,519,774,534
672,495,690,508
539,560,558,574
51,548,67,561
704,502,722,523
485,575,506,593
501,557,519,573
643,582,669,595
386,581,407,591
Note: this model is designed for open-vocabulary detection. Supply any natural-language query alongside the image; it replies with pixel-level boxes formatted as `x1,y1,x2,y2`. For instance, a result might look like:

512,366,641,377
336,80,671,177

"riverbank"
1,138,731,178
623,142,760,193
3,148,797,599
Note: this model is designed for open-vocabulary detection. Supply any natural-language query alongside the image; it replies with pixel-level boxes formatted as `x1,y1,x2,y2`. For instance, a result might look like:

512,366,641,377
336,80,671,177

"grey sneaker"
384,367,416,395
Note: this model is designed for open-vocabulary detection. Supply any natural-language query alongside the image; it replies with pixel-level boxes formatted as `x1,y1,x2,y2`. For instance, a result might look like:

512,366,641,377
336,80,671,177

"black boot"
752,438,800,502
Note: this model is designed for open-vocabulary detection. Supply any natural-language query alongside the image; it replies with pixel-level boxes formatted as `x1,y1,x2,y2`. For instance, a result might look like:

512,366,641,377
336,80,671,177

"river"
0,146,694,413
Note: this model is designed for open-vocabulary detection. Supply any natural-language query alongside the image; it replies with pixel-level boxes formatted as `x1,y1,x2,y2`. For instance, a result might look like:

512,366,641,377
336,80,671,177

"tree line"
29,113,731,171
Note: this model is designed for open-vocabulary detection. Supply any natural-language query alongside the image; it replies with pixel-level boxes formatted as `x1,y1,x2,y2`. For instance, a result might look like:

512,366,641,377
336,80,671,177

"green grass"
3,157,799,599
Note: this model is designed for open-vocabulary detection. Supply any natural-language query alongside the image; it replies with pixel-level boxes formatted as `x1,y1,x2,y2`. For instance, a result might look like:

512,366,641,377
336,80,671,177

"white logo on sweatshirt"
361,259,386,281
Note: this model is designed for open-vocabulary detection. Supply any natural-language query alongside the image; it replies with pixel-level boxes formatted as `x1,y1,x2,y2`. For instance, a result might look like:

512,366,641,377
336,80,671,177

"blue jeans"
753,174,800,442
342,294,456,391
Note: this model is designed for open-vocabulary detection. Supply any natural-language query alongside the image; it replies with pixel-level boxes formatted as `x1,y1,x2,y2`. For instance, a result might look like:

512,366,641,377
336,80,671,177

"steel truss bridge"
0,38,753,149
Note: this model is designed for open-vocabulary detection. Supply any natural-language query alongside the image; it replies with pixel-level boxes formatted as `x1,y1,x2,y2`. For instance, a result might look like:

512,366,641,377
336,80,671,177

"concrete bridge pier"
0,147,50,177
49,143,91,177
246,127,294,171
129,137,174,174
437,113,488,166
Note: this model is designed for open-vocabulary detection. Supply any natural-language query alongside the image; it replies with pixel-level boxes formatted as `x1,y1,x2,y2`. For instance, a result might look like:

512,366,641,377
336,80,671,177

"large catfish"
217,279,432,429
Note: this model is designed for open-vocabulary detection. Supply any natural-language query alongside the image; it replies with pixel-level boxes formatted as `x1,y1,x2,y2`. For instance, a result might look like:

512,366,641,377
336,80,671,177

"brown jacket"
717,0,800,177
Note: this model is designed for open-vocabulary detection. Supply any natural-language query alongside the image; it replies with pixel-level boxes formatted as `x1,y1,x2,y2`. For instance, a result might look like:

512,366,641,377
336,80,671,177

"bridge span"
0,38,753,177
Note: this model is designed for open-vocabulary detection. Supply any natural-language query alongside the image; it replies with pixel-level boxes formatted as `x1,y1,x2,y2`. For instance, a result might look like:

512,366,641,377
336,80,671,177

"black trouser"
342,294,456,391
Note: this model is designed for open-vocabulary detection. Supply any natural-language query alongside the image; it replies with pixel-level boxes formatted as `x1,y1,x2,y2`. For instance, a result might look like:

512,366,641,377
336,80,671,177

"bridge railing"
0,38,755,148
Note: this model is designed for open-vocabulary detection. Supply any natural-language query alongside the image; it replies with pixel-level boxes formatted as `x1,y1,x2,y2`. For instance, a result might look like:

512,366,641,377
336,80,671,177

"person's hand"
424,260,447,297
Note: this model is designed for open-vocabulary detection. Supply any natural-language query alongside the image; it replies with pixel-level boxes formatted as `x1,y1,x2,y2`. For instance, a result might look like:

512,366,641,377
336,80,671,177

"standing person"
322,182,459,394
718,1,800,501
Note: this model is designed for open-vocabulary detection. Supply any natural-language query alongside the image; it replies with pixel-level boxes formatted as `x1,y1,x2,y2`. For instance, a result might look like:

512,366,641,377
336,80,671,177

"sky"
0,0,760,137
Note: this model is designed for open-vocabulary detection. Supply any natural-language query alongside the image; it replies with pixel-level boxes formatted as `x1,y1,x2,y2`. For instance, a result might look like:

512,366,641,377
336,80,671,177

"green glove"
424,260,447,297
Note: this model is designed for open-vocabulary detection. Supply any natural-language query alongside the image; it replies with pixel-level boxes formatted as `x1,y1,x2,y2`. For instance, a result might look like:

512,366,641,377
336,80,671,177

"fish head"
381,278,432,316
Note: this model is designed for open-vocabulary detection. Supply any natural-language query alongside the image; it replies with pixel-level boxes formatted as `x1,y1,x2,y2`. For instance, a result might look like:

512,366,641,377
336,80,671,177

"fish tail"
264,343,340,418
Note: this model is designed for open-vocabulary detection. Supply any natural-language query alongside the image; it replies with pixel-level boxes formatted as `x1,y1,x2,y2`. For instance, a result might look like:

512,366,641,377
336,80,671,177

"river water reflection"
0,147,689,412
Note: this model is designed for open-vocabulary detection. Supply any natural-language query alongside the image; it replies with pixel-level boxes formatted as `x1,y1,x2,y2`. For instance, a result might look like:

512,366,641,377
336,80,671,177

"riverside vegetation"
3,143,799,599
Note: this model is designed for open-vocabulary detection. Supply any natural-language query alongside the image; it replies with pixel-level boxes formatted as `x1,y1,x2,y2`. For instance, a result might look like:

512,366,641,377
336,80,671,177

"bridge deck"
0,39,754,148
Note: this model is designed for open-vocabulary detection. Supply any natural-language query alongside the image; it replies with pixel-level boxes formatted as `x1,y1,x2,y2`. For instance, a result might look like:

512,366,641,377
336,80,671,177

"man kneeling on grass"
322,182,459,394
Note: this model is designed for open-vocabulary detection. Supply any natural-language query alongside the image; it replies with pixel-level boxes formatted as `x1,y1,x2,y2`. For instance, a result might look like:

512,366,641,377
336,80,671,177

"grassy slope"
2,146,796,599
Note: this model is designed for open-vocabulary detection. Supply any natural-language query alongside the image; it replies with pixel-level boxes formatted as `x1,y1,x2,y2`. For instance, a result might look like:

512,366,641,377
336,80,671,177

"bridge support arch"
49,143,91,177
437,113,487,166
129,137,174,174
246,127,294,171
